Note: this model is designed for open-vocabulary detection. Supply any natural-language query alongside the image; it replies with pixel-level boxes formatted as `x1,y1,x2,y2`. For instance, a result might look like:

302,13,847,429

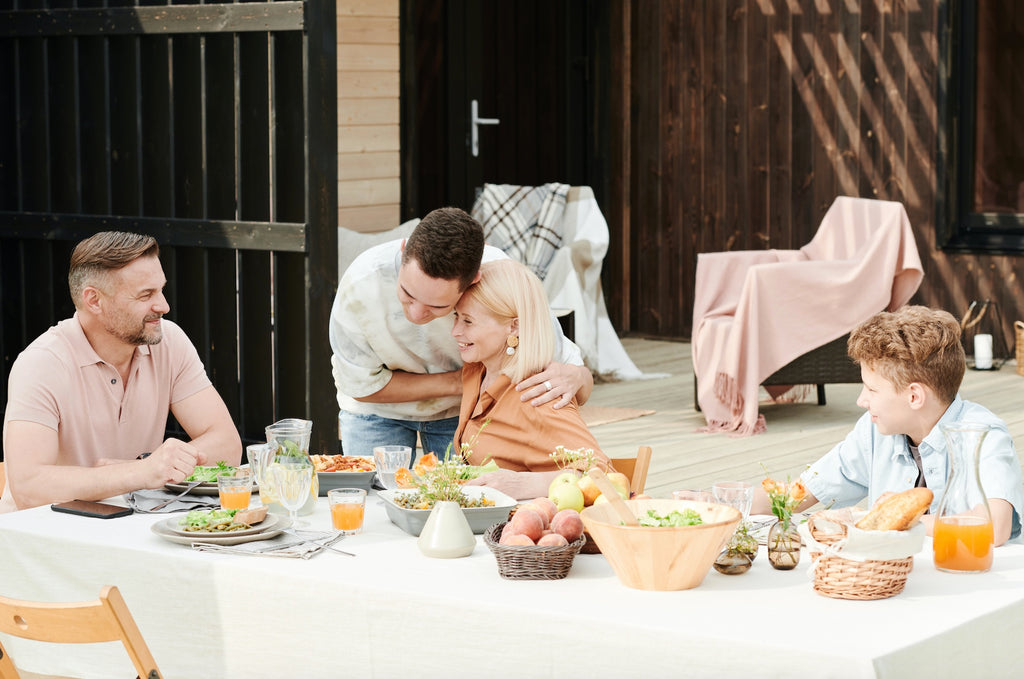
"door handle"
471,99,499,157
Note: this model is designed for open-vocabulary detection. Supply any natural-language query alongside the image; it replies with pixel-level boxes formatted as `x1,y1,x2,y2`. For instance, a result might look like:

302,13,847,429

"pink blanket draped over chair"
692,196,925,435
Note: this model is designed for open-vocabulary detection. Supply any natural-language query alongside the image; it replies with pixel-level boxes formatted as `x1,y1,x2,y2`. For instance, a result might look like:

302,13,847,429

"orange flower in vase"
761,472,806,570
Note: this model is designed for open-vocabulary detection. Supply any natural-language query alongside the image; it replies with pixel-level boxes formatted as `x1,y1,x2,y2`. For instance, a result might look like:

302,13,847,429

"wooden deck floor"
586,338,1024,500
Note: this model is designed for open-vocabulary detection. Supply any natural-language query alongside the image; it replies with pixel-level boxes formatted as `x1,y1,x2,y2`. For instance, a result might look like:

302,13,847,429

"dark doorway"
401,0,610,218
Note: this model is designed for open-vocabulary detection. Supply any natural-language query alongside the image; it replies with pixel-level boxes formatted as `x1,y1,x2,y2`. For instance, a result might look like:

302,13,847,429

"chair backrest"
0,585,162,679
609,445,652,495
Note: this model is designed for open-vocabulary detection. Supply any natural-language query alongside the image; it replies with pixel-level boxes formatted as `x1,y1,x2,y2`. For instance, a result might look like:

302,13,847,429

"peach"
524,497,557,524
510,507,545,542
500,533,535,546
501,522,523,540
550,508,584,542
537,533,569,547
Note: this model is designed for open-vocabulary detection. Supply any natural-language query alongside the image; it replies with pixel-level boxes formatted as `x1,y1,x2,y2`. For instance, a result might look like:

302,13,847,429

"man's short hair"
848,305,965,403
69,232,160,308
403,207,485,291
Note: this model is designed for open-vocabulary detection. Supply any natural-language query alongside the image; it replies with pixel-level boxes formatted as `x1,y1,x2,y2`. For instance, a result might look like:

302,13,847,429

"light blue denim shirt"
802,396,1023,540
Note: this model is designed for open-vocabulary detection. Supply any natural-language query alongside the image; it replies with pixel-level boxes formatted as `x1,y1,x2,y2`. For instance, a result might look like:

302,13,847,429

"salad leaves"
179,508,238,530
638,508,704,527
185,461,237,483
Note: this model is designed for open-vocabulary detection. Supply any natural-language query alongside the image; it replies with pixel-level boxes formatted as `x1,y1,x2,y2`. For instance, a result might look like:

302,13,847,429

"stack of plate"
164,480,260,496
151,513,289,546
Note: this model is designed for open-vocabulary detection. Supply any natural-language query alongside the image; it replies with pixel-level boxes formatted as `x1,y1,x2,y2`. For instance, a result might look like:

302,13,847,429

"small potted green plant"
713,520,758,575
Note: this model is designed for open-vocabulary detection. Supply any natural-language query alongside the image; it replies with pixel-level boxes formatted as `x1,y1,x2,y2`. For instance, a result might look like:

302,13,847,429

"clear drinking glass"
712,482,754,520
373,445,412,490
267,459,314,527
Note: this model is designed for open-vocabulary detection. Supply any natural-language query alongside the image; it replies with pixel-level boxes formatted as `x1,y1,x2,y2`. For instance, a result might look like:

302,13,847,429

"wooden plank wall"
610,0,1024,348
337,0,401,232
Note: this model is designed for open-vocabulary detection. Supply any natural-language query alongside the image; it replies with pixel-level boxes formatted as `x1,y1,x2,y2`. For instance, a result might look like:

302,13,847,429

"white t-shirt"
329,240,581,421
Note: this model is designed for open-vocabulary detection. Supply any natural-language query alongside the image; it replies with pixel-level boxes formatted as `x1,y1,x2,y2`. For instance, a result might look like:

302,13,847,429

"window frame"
938,0,1024,254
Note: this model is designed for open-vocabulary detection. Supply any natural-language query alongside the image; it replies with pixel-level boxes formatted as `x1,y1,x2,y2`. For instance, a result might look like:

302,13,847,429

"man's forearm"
353,369,463,404
12,462,150,511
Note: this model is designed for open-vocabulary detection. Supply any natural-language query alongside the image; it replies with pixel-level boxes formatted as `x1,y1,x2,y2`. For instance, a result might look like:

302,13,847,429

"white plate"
379,486,516,536
151,514,289,546
160,512,282,538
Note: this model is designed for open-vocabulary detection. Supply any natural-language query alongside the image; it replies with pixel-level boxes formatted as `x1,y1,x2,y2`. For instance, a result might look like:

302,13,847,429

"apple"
607,472,631,499
547,471,579,495
576,475,602,506
548,482,585,513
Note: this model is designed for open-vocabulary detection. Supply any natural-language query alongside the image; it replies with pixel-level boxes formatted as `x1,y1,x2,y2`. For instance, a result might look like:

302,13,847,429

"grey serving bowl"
378,487,517,537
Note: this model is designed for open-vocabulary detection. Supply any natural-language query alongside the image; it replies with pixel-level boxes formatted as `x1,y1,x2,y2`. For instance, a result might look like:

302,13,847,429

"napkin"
126,489,221,514
191,530,351,559
799,521,925,562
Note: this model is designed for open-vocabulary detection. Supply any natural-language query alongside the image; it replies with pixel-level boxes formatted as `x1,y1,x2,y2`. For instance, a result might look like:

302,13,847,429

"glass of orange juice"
328,488,366,534
218,470,253,511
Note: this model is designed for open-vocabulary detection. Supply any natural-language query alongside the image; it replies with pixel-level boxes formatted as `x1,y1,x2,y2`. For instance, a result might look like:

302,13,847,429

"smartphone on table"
51,500,134,519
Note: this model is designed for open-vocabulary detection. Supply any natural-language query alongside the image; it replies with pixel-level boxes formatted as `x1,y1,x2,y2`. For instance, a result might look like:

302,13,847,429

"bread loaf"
233,505,268,526
855,488,933,531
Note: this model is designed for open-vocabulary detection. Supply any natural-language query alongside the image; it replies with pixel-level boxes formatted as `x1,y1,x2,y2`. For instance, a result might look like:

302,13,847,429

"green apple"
547,471,579,495
548,481,585,513
607,472,631,499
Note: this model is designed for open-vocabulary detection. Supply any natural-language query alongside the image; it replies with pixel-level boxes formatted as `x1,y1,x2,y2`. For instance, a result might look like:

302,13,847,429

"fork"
149,480,203,512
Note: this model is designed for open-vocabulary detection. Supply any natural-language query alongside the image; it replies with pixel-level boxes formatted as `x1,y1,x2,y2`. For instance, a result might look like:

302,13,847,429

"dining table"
1,495,1023,679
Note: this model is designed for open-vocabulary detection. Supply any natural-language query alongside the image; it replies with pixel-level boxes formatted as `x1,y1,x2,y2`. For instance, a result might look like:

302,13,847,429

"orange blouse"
454,362,610,472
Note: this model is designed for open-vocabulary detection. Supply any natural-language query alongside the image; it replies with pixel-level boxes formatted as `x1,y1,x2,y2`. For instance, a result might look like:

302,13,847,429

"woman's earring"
506,335,519,356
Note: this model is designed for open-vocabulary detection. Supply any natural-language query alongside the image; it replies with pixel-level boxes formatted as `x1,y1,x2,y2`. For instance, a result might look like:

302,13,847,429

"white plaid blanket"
472,183,570,280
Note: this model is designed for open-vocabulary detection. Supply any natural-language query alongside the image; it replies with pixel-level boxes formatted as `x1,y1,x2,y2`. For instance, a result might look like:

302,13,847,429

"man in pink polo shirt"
1,232,241,512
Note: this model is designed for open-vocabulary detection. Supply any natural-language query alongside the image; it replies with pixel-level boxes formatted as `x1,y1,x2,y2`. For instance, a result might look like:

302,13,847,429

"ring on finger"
543,380,553,391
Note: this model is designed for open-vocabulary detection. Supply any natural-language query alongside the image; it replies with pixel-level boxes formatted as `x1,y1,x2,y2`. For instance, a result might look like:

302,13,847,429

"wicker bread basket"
484,522,586,580
805,515,914,601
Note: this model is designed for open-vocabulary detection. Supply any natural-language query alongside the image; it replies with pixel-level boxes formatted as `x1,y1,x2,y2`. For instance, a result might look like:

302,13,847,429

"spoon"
587,468,639,526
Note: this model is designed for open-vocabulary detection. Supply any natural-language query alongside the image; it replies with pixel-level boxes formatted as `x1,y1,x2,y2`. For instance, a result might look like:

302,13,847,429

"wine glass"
267,458,314,528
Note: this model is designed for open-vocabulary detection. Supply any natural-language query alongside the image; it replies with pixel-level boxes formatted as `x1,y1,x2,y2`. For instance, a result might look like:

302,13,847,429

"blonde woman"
454,259,611,499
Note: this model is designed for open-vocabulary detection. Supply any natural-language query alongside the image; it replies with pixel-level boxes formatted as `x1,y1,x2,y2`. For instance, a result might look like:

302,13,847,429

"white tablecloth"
2,498,1023,678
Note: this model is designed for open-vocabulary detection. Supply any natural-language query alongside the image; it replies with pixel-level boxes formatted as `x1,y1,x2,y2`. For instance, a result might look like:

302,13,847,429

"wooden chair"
609,445,652,496
0,585,162,679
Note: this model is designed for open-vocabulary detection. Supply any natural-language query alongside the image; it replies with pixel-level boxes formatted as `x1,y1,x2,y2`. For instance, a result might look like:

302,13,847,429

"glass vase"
767,519,801,570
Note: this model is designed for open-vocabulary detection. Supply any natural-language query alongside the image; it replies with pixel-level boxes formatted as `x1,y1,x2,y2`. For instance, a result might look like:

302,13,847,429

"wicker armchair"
694,334,860,411
691,197,923,433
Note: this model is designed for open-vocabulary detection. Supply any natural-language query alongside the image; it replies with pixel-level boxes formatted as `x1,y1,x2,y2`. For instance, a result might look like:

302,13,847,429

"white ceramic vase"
417,501,476,558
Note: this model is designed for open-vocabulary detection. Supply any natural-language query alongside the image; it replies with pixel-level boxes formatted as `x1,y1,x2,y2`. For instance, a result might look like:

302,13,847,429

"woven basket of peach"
580,498,741,591
484,497,587,580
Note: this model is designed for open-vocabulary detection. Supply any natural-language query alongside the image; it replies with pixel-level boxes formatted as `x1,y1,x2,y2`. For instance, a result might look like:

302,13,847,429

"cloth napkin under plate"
126,488,221,514
191,530,350,559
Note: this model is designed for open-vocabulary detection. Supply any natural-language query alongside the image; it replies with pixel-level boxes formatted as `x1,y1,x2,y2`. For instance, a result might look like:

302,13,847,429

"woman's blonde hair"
462,259,554,383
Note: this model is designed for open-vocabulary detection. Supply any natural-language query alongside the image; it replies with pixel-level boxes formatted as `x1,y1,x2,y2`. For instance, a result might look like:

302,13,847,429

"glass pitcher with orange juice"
933,422,994,573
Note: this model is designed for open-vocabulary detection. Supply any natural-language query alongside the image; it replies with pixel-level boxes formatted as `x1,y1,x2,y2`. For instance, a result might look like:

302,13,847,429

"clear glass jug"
933,422,994,573
263,418,319,516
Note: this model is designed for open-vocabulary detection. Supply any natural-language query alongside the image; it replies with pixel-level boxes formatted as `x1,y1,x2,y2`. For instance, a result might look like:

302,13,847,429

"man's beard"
110,314,163,346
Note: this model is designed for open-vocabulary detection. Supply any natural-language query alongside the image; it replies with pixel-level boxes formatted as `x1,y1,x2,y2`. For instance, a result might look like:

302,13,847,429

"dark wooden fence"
0,1,338,457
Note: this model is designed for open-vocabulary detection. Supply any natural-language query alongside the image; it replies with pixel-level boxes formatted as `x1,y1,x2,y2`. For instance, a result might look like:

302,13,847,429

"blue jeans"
338,411,459,463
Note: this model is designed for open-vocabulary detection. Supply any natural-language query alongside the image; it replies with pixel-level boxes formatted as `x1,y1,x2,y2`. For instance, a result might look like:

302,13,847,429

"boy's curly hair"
847,305,965,403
